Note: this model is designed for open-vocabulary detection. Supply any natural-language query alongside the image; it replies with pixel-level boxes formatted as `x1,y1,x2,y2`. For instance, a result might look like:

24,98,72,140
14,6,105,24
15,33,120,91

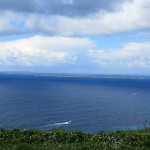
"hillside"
0,128,150,150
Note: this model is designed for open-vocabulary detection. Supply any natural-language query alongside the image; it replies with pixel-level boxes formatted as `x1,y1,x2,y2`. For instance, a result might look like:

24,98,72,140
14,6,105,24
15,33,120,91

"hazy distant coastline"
0,71,149,79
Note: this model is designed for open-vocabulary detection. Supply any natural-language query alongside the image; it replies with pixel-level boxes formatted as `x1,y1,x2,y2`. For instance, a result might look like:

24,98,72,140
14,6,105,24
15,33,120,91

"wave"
40,121,72,128
132,92,138,95
53,121,72,126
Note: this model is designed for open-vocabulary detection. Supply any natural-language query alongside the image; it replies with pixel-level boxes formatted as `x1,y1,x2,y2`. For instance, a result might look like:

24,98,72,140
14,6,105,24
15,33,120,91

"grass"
0,128,150,150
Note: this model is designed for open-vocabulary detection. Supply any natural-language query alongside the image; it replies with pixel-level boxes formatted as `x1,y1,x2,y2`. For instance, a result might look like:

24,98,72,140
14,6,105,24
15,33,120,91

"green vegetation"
0,128,150,150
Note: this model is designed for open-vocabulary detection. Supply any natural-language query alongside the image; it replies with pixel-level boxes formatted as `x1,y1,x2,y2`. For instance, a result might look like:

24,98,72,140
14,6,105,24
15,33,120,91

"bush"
0,128,150,150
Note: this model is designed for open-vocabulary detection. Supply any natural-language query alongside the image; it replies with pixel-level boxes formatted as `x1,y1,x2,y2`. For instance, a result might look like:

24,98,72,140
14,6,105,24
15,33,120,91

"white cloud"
88,42,150,68
0,11,18,35
0,0,150,36
55,0,150,35
62,0,74,5
0,36,94,66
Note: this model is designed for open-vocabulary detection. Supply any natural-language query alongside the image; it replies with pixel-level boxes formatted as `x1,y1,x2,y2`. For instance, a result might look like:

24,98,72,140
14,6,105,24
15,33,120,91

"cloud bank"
89,42,150,68
0,36,94,66
0,0,150,74
0,0,123,16
0,0,150,36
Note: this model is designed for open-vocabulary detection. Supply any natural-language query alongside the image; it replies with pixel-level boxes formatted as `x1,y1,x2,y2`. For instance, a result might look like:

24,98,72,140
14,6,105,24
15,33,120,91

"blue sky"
0,0,150,75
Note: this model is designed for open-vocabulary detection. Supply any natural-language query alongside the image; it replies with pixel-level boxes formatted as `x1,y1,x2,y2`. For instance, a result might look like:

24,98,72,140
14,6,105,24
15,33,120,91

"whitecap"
40,120,72,128
132,92,138,95
53,121,72,126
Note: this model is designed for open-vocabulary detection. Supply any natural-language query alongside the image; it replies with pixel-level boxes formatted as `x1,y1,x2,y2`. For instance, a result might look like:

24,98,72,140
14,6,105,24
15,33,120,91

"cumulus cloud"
0,0,124,16
0,0,149,75
53,0,150,35
88,42,150,68
0,36,94,66
0,0,150,36
0,0,36,13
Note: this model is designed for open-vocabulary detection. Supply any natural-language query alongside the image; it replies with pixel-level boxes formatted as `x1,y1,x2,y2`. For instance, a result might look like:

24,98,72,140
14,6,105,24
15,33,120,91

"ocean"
0,73,150,133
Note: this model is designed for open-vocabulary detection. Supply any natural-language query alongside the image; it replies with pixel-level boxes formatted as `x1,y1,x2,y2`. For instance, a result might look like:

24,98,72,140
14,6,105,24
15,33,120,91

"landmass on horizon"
0,71,150,79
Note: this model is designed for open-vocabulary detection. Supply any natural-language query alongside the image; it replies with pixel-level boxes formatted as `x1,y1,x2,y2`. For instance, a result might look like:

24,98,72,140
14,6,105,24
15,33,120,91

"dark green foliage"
0,128,150,150
15,144,41,150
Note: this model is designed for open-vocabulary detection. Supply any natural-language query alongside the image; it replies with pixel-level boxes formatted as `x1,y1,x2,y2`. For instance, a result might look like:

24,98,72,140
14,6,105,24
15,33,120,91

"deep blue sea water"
0,74,150,133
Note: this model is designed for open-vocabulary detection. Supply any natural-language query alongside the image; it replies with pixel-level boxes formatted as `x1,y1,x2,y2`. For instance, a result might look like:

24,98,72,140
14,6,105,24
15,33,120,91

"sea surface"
0,73,150,133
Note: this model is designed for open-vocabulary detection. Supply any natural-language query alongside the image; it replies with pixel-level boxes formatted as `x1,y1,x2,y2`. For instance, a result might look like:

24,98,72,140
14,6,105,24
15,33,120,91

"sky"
0,0,150,75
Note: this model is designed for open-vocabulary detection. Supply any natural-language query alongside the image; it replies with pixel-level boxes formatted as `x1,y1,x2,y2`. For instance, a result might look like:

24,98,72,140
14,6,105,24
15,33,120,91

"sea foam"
40,121,72,128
